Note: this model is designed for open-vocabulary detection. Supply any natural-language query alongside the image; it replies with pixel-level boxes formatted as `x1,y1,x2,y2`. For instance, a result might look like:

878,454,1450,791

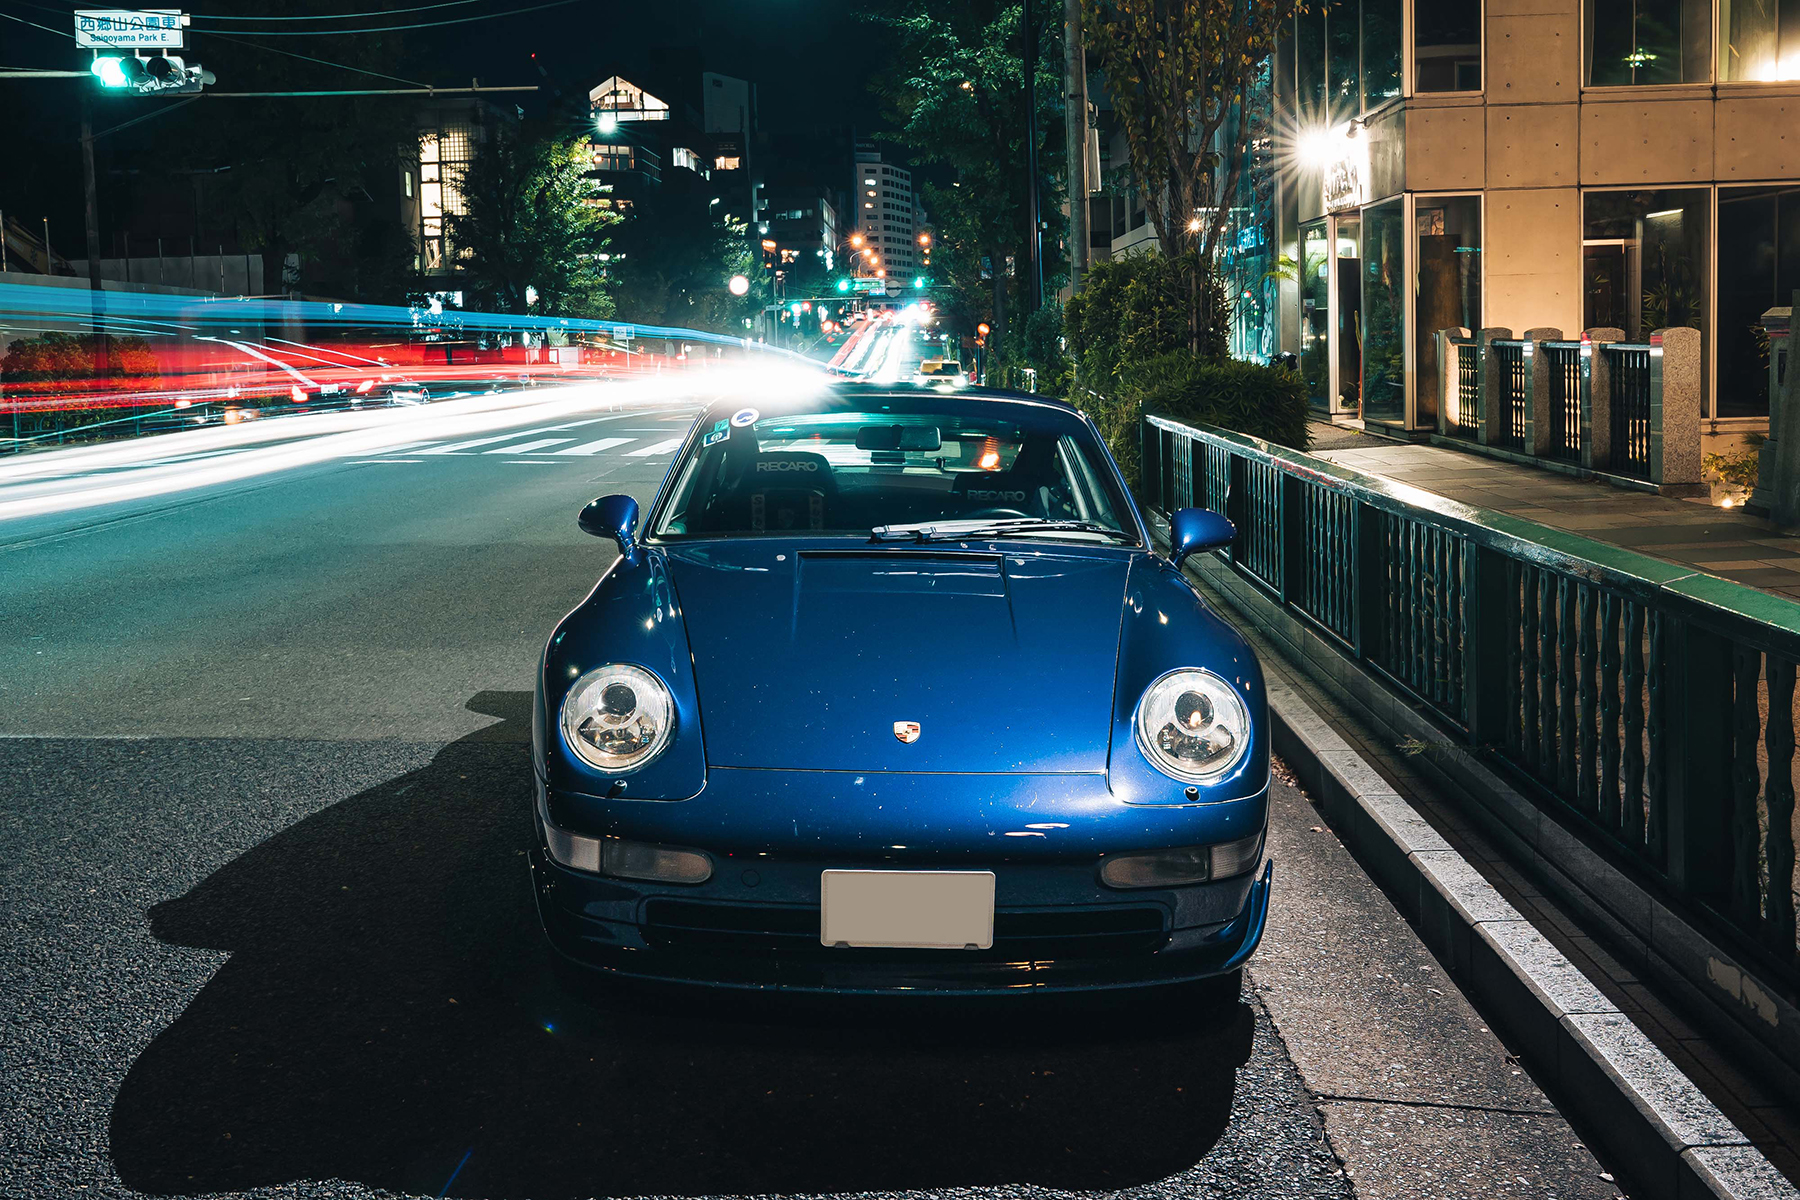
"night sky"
1,0,900,246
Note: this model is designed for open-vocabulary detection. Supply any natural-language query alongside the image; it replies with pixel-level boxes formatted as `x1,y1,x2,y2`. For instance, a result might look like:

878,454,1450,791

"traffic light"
912,276,926,289
835,278,850,293
91,53,213,94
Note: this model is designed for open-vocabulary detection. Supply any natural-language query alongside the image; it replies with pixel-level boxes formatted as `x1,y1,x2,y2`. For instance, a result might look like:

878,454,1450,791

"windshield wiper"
870,517,1132,544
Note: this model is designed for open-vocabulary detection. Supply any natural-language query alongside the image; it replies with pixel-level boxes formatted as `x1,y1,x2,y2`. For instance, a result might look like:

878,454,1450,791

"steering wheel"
964,506,1033,520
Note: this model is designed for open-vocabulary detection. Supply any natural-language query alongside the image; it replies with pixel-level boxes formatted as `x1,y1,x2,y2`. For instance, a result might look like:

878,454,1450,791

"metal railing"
1607,344,1654,480
1448,336,1480,441
1493,339,1527,452
1143,413,1800,991
1542,341,1583,462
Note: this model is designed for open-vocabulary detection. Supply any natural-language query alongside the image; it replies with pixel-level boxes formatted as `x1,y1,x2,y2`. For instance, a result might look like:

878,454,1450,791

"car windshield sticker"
702,428,729,447
712,418,730,433
730,407,759,427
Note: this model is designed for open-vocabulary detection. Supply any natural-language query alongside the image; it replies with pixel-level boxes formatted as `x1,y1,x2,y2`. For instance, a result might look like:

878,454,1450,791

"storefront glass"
1720,0,1800,79
1415,0,1482,90
1336,216,1363,411
1297,6,1327,114
1582,188,1710,406
1362,200,1407,425
1585,0,1710,84
1300,222,1331,410
1718,185,1800,417
1414,197,1482,430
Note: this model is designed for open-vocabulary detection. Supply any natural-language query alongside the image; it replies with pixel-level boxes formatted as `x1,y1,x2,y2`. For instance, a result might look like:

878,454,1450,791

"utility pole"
1022,0,1043,316
79,91,110,378
1063,0,1089,296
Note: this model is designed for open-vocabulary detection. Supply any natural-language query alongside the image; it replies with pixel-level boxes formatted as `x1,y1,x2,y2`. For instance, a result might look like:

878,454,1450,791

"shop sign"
1322,127,1368,213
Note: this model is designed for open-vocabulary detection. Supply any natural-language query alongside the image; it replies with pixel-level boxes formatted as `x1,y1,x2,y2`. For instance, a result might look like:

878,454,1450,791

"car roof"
698,381,1081,425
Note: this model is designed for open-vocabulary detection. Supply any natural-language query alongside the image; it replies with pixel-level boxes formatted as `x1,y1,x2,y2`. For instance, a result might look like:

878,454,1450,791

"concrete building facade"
1267,0,1800,435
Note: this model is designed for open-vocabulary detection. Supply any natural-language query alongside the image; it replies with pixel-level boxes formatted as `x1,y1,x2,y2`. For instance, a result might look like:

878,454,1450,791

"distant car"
912,358,965,388
531,384,1271,995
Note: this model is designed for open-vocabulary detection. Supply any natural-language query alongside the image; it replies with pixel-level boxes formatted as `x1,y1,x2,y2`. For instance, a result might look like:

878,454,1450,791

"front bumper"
530,770,1273,994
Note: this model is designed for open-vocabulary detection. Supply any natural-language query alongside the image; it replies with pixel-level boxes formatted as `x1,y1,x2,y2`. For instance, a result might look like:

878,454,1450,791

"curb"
1264,672,1798,1200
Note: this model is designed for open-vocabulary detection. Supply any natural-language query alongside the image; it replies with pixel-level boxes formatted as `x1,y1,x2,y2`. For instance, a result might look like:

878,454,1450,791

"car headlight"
1134,668,1251,783
559,664,674,773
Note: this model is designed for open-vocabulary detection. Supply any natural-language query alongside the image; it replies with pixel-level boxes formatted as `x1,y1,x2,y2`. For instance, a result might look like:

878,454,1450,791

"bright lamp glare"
1297,126,1339,169
596,111,619,134
727,274,750,296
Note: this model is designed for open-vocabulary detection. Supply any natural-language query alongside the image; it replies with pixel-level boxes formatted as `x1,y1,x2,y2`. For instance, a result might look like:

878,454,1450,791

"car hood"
662,542,1131,773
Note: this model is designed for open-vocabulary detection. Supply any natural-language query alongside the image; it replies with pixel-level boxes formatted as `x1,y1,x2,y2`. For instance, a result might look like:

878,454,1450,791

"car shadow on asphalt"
110,691,1255,1199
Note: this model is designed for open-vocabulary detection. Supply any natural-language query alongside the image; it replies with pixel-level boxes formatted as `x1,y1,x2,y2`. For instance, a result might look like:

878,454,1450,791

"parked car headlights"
560,664,674,772
1134,668,1251,783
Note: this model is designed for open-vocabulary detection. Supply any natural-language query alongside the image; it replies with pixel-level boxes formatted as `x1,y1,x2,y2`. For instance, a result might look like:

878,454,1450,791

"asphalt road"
0,383,1611,1199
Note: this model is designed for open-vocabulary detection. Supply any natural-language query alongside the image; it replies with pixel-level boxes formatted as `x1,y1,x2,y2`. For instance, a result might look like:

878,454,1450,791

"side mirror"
1169,507,1235,568
578,493,641,563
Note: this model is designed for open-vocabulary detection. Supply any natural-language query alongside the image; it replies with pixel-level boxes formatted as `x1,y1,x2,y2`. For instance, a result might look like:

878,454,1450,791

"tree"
604,193,756,336
445,131,615,318
871,0,1066,351
1083,0,1299,353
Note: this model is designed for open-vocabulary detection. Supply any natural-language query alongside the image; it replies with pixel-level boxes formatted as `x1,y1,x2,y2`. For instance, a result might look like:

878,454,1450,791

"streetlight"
596,111,618,135
728,275,750,296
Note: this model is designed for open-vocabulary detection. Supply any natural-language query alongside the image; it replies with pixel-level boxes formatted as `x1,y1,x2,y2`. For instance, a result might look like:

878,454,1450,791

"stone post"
1431,327,1469,437
1751,304,1790,517
1582,327,1626,471
1475,327,1513,446
1521,327,1562,457
1649,326,1703,495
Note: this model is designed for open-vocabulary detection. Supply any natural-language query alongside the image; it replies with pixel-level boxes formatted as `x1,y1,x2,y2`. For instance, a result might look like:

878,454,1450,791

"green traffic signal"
835,278,850,293
913,277,927,289
90,56,139,88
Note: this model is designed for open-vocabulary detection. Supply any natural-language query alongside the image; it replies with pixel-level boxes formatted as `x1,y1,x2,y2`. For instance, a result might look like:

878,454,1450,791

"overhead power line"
200,0,493,20
206,32,429,87
0,8,74,39
187,0,585,35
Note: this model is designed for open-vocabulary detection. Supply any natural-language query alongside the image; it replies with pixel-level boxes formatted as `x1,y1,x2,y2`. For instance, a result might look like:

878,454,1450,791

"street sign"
884,280,902,297
75,9,186,49
851,278,886,295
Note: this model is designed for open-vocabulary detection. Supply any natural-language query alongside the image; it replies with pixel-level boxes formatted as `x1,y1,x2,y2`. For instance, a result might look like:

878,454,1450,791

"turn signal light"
544,827,712,884
1098,829,1264,889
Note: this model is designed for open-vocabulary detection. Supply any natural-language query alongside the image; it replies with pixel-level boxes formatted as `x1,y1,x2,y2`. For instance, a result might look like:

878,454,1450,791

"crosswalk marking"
553,437,635,456
626,437,684,457
483,438,573,454
418,426,571,454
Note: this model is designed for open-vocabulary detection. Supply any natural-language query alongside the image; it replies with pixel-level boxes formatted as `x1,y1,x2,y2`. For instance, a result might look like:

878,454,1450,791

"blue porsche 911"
530,384,1271,994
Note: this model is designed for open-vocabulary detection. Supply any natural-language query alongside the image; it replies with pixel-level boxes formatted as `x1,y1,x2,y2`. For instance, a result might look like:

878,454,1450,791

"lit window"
715,155,742,170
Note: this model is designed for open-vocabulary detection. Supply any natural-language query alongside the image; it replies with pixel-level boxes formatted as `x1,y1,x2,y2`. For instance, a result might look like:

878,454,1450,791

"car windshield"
651,398,1137,543
917,361,961,376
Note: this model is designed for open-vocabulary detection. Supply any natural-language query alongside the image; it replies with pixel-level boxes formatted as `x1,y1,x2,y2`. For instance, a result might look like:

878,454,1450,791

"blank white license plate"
820,869,996,950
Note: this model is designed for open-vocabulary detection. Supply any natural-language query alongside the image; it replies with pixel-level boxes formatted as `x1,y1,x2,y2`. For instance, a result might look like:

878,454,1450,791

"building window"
1585,0,1710,83
1415,196,1482,429
715,155,742,170
1362,0,1402,108
671,146,702,173
594,145,635,172
1362,200,1406,424
1300,222,1331,409
1582,189,1710,402
1717,185,1799,415
1415,0,1481,90
1297,7,1327,114
1720,0,1800,78
1328,0,1360,113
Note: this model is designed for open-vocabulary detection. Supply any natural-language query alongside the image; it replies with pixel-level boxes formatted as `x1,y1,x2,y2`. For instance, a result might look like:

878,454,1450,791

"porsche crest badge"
893,721,921,744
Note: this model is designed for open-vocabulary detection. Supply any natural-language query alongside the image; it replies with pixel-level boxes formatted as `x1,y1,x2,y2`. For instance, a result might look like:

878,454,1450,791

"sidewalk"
1303,420,1800,600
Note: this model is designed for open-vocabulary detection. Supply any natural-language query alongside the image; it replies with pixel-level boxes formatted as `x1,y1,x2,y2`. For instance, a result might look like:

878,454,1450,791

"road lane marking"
484,438,574,454
625,437,684,457
346,459,422,464
502,460,562,465
553,437,635,456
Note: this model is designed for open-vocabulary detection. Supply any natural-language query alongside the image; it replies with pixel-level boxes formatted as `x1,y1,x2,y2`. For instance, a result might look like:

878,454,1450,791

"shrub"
1080,353,1309,493
1064,250,1230,391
